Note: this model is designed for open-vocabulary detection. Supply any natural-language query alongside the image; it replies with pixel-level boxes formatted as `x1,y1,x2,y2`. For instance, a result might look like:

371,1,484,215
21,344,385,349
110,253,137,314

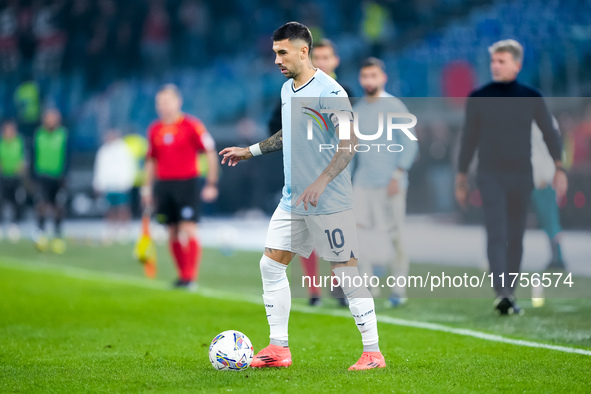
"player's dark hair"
157,83,183,100
360,57,386,72
272,22,313,53
314,38,337,55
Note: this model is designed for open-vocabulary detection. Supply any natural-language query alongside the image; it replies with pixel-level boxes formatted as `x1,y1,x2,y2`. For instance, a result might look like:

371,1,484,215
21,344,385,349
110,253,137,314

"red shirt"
147,114,214,180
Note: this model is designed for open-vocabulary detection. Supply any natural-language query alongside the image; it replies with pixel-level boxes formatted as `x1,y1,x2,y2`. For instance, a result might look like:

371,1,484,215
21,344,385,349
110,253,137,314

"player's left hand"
553,169,568,201
202,183,218,202
296,177,328,211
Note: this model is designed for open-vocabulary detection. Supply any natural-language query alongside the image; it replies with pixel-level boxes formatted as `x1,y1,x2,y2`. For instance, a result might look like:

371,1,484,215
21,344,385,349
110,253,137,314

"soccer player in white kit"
220,22,385,371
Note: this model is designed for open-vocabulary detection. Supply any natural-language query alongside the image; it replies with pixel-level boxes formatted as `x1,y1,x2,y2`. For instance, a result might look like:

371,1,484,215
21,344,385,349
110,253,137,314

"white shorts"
265,206,359,262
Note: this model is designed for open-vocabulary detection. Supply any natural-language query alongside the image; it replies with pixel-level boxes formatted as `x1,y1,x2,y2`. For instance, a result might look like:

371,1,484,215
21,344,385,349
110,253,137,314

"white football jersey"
279,69,354,215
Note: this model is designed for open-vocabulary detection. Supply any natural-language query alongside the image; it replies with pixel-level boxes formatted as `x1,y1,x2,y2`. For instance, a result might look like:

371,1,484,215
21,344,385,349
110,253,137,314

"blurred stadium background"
0,0,590,226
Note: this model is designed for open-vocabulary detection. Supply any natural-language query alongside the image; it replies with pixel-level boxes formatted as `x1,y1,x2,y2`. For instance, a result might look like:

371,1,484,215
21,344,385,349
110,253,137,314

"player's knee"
260,254,288,291
182,221,197,232
177,222,197,240
167,225,180,241
264,248,293,265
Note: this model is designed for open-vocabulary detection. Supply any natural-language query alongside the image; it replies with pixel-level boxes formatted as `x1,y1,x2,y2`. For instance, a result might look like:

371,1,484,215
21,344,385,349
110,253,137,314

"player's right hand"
552,169,568,200
387,179,400,196
455,186,468,209
141,186,153,208
455,173,468,209
219,147,253,166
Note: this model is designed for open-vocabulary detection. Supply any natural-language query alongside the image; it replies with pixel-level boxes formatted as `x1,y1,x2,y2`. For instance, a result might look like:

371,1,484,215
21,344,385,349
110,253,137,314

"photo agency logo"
304,109,418,152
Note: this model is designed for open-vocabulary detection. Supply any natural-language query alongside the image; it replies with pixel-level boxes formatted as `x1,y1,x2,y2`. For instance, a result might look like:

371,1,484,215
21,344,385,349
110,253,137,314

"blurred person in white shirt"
530,117,566,307
93,130,136,243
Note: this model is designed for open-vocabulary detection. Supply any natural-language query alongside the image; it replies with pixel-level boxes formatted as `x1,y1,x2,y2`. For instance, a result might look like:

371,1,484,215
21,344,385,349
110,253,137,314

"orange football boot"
348,351,386,371
250,344,292,368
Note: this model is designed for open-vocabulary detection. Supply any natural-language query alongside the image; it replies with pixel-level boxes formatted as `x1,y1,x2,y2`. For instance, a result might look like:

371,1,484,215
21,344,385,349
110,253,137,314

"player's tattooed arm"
321,124,357,181
220,129,282,166
260,129,283,154
296,122,356,211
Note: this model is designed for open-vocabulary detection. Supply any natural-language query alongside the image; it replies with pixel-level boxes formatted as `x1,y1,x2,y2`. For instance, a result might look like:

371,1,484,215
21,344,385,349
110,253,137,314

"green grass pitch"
0,241,590,392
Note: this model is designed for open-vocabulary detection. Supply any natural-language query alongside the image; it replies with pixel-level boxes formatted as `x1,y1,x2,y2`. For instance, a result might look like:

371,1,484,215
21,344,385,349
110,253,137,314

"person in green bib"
32,109,69,253
14,76,41,144
0,120,27,241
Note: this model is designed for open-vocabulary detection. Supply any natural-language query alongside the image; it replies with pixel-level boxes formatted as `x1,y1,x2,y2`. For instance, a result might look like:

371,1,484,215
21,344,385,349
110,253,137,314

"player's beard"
281,68,296,79
280,63,301,79
363,86,379,96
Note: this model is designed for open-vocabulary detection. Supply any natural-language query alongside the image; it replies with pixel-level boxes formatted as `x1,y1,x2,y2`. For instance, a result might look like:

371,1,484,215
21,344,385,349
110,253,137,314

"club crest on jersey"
163,133,174,145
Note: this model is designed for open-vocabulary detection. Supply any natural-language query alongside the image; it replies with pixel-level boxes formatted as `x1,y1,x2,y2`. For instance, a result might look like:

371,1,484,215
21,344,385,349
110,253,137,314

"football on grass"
208,330,254,371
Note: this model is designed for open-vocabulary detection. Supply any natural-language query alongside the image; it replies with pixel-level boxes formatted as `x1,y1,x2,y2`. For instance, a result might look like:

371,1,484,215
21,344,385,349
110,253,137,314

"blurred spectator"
85,0,117,91
114,16,138,78
141,0,171,77
360,1,392,57
17,0,37,75
32,0,66,77
299,1,324,44
93,129,136,243
0,119,26,241
311,39,350,93
13,73,41,149
441,61,476,105
555,112,575,170
177,0,209,67
558,107,591,229
0,0,19,75
426,121,454,212
218,116,261,214
33,108,69,253
406,121,429,213
63,0,93,72
530,117,567,271
122,133,148,218
570,104,591,170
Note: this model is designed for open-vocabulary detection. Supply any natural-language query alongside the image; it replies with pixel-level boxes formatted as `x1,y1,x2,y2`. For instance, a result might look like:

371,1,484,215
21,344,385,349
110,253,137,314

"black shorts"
36,176,67,207
154,178,201,225
0,177,26,205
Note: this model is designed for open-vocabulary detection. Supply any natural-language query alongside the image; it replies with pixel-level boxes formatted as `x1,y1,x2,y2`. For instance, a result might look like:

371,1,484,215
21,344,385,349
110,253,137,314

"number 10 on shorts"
324,228,345,249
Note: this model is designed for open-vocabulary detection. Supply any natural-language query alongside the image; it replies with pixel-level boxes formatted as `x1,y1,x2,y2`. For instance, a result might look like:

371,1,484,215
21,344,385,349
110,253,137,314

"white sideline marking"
1,258,590,357
200,288,591,357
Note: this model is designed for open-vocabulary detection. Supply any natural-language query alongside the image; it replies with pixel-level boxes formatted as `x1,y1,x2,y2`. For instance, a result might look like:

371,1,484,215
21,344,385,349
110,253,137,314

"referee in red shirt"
142,84,219,290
